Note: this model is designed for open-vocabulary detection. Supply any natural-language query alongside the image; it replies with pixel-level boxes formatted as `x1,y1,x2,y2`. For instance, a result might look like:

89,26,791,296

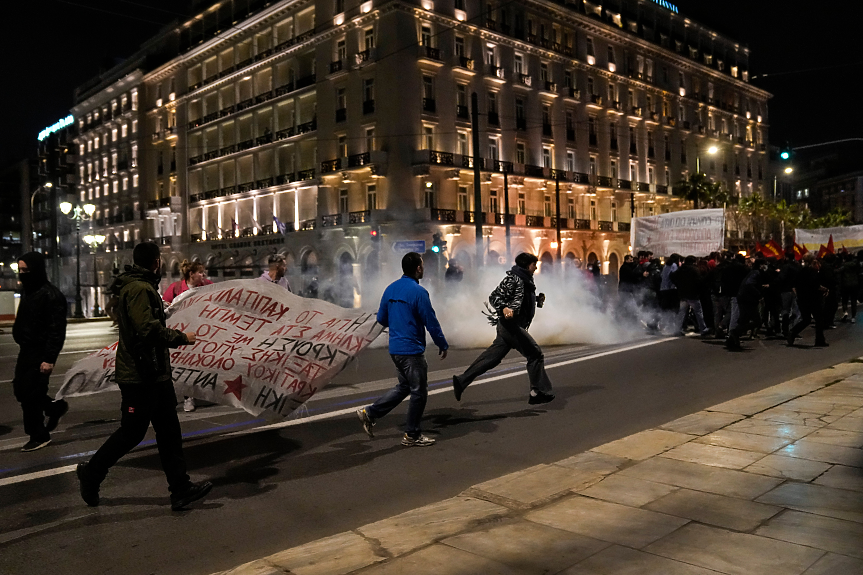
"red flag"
755,241,765,256
793,242,808,261
816,245,829,259
766,240,783,258
841,245,849,254
827,235,835,254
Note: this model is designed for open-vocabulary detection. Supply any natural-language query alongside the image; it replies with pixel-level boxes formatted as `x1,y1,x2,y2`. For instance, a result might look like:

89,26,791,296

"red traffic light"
370,229,378,237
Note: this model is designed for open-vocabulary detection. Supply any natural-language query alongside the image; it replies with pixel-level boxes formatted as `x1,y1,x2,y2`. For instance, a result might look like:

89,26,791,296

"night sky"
3,0,859,167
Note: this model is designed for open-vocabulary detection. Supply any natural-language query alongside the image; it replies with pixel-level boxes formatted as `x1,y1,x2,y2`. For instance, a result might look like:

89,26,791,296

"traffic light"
431,232,447,253
370,225,380,242
779,144,793,162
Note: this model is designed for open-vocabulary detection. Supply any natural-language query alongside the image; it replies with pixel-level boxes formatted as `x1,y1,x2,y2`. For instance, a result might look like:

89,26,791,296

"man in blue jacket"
357,252,448,446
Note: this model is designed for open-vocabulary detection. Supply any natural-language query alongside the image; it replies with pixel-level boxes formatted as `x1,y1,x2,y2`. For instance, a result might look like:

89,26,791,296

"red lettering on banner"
226,332,254,346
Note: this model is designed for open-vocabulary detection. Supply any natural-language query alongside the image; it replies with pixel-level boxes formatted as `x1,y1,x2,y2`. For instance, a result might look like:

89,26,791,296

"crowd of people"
618,247,863,350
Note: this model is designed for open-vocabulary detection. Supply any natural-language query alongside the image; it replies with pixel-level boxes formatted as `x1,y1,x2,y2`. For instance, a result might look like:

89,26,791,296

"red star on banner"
223,375,247,401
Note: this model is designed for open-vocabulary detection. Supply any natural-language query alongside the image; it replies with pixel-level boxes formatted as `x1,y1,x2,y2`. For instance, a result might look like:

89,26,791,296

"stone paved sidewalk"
215,360,863,575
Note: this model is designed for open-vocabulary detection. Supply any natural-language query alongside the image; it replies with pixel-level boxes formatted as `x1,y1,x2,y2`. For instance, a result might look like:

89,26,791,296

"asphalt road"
1,321,861,575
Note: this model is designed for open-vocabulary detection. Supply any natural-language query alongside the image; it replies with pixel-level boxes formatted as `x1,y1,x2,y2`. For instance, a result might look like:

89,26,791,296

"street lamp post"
59,201,95,319
83,234,106,316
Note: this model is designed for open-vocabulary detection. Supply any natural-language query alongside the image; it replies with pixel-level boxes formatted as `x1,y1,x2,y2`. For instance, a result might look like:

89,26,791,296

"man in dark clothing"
721,254,750,335
788,254,828,347
618,255,640,292
13,252,69,452
726,258,767,350
820,254,839,328
777,251,801,338
671,255,708,336
76,242,212,510
357,252,448,446
452,252,554,404
839,253,859,322
760,257,782,337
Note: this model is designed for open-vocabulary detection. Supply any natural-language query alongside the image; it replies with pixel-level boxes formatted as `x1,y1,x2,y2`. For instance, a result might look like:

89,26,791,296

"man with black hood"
452,252,554,404
76,242,212,510
13,252,69,451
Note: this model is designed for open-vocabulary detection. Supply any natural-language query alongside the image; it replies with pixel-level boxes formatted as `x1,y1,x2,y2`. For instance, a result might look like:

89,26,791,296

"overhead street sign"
392,240,426,253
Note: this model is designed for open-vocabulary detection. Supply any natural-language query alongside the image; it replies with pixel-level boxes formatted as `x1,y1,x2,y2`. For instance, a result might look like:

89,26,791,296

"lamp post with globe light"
83,233,106,316
59,201,95,318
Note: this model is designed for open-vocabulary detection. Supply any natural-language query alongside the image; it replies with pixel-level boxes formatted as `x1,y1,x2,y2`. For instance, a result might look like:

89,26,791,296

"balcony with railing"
565,87,581,100
432,208,457,222
598,220,614,231
456,104,469,119
419,45,442,62
517,74,532,87
575,219,591,230
330,60,344,74
296,118,317,134
348,152,371,167
462,156,485,169
300,218,316,231
487,65,505,80
322,213,342,227
422,98,437,113
542,81,557,93
463,211,486,224
457,56,474,70
297,168,316,180
524,164,545,178
349,210,371,224
321,159,341,174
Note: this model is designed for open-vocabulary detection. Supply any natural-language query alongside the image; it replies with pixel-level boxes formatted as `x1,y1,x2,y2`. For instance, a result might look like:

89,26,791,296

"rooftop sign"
38,115,74,141
651,0,679,13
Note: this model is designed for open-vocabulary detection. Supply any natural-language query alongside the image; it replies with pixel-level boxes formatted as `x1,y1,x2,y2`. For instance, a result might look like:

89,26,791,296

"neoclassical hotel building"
62,0,770,308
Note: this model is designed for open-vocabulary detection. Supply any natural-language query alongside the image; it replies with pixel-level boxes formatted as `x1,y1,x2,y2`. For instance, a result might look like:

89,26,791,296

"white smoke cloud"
364,263,661,349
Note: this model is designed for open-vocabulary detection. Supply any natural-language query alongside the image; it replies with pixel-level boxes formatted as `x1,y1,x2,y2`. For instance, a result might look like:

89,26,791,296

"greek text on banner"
57,279,385,419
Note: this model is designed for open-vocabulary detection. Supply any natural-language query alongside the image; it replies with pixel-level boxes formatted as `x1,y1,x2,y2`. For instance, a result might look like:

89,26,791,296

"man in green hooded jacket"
76,242,212,511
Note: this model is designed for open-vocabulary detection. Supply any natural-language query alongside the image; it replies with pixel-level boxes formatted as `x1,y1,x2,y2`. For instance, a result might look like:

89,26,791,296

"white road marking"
226,337,675,436
0,464,78,488
0,337,675,487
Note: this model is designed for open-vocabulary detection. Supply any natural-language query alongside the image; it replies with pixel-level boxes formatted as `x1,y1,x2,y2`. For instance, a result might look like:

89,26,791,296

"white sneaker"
401,434,435,447
183,397,196,412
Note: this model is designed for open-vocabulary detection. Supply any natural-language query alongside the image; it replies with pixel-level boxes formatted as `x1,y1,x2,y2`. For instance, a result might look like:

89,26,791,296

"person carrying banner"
163,259,208,412
259,253,291,292
356,252,448,447
451,252,555,405
76,242,212,510
12,252,69,452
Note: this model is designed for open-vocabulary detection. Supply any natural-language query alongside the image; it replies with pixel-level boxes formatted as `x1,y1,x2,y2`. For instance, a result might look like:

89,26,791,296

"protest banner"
57,280,385,419
630,208,725,256
795,225,863,252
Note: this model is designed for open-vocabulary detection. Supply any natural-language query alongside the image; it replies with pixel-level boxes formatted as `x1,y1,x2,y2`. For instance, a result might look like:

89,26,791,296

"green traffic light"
431,245,440,253
780,151,790,160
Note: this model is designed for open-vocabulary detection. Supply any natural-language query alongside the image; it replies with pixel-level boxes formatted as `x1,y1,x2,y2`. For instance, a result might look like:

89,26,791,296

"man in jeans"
452,252,555,404
76,242,212,510
357,252,448,447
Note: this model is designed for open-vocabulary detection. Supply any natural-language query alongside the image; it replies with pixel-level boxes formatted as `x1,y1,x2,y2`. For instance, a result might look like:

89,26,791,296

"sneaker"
183,397,196,412
452,376,463,402
401,434,436,447
528,391,555,405
170,481,213,511
356,408,375,438
45,399,69,433
76,463,100,507
21,438,51,452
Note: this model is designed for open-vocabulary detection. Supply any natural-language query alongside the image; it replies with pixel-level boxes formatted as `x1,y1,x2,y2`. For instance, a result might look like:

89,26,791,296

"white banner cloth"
57,280,385,418
795,225,863,251
630,208,725,256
